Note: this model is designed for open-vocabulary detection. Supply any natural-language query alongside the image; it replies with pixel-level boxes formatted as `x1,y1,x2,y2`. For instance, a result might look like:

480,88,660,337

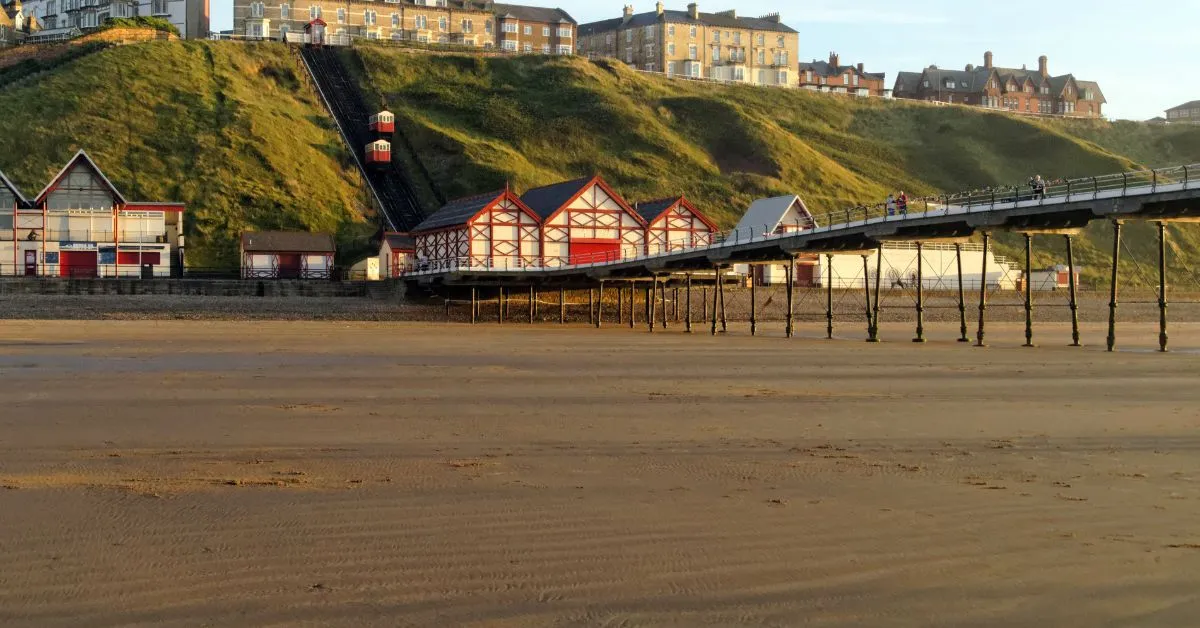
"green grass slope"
350,47,1200,284
0,41,374,266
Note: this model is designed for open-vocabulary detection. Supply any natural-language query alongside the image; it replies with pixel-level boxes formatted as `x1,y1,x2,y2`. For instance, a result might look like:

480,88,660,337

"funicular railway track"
300,47,427,232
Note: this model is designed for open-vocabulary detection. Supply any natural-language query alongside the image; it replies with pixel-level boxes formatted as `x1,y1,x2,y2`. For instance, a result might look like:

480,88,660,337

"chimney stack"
857,62,864,74
829,51,839,68
984,51,993,70
655,1,663,15
622,4,634,22
1038,55,1048,76
687,3,698,19
965,63,974,72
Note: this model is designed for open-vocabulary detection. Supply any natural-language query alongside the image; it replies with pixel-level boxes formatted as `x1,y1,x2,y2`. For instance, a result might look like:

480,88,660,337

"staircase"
299,47,428,232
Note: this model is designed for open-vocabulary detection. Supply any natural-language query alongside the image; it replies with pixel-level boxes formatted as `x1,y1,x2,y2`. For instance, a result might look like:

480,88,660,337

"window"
711,46,719,62
438,16,446,31
335,7,344,23
541,43,550,54
151,0,168,14
523,42,532,52
1041,86,1049,95
732,66,745,81
605,33,612,45
776,70,788,84
499,39,515,50
392,32,402,40
249,22,263,37
842,73,849,84
415,15,426,29
625,29,631,43
757,33,764,46
923,80,930,88
625,48,633,63
688,44,696,60
689,61,700,78
524,24,531,35
667,24,674,36
557,44,571,55
309,5,320,19
391,13,398,27
667,43,674,55
484,20,491,34
542,26,549,37
805,70,812,82
250,2,263,17
689,26,696,38
502,21,516,33
278,24,289,38
758,49,765,64
711,31,719,43
364,10,375,25
733,32,740,45
279,3,288,19
776,35,784,47
852,74,859,86
461,18,471,32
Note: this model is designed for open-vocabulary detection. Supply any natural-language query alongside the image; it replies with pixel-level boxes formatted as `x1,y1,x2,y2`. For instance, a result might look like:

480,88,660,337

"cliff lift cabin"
303,18,326,46
519,175,646,267
369,111,395,135
1,151,184,278
412,189,541,272
365,140,391,165
379,231,414,278
240,231,336,279
635,195,719,256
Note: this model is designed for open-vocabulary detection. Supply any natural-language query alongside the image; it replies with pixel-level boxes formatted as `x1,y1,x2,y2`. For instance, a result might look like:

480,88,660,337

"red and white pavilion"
411,189,541,271
635,195,719,256
520,175,646,267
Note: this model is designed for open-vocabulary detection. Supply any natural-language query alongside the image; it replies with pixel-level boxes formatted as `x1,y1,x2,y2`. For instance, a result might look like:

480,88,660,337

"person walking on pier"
886,193,897,217
897,191,909,216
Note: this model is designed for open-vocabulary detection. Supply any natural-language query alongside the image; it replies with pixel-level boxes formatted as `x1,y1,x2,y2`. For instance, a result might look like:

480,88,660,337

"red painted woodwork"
365,141,391,164
569,240,620,265
60,250,98,278
117,252,161,265
277,254,302,279
24,250,37,276
794,263,817,287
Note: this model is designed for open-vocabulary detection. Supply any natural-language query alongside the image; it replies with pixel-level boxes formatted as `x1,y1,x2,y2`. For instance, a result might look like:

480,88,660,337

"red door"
569,240,621,265
60,251,98,278
794,263,816,287
24,250,37,276
277,254,302,279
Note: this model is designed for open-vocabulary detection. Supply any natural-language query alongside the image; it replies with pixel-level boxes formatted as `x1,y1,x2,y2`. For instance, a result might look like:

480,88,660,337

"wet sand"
2,320,1200,626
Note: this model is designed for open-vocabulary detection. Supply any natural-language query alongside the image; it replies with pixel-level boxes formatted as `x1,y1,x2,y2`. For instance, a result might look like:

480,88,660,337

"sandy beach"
2,320,1200,626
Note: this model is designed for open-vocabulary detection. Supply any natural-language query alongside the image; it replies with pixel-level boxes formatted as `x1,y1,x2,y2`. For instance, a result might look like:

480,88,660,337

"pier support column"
955,243,968,342
470,287,477,325
648,279,656,333
719,267,727,333
661,280,669,330
862,254,873,342
630,282,637,329
673,286,679,322
559,287,566,324
785,261,795,339
871,245,883,343
913,242,926,343
1022,234,1035,347
750,271,758,336
685,274,693,334
976,232,990,347
587,287,594,326
596,281,605,329
1158,222,1169,353
618,285,624,325
1066,235,1081,346
825,254,834,340
529,285,535,324
499,285,506,324
711,267,719,336
1107,221,1123,352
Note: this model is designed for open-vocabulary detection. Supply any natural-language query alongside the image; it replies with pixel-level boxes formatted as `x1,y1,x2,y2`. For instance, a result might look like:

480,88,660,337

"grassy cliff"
350,47,1200,283
0,40,374,266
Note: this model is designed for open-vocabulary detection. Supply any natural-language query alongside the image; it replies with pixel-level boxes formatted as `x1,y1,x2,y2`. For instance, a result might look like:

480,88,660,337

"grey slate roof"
413,191,505,232
383,232,415,251
634,197,679,224
579,9,795,36
241,231,336,253
519,177,591,220
800,60,884,81
1076,80,1107,104
1167,100,1200,113
493,3,576,24
0,168,26,204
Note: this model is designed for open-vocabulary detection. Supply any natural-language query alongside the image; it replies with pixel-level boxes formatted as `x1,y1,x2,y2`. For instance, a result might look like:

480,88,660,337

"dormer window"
944,79,956,89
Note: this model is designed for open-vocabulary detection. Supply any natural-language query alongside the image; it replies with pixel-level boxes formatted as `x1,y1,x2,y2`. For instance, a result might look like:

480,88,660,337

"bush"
98,16,181,37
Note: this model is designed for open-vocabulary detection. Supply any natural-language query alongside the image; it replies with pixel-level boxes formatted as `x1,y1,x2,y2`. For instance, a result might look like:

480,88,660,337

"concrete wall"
0,277,398,298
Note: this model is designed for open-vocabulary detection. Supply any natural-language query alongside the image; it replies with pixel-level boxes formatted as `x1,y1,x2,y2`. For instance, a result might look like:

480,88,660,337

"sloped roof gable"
734,195,815,233
35,149,127,205
241,231,336,253
0,168,26,204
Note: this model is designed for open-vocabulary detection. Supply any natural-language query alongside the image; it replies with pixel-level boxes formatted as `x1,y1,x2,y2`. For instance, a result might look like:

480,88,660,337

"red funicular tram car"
365,140,391,166
369,110,395,135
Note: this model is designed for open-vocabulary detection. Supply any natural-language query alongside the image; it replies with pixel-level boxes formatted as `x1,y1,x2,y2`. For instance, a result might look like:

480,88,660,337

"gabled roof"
0,168,26,204
579,9,795,36
1076,80,1107,104
383,232,415,251
412,189,539,233
519,175,645,225
35,149,126,206
635,195,719,231
734,195,815,233
1167,100,1200,113
241,231,336,253
493,3,576,25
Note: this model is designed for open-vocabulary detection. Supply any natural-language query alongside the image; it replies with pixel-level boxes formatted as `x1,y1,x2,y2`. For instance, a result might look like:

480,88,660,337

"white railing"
401,163,1200,277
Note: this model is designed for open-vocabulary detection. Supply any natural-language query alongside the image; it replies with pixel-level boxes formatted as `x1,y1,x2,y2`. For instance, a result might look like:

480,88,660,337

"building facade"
233,0,574,47
493,3,574,55
0,151,184,278
240,231,335,279
578,2,799,88
411,189,542,271
893,52,1105,118
378,231,414,278
16,0,207,38
1166,100,1200,124
636,195,716,256
798,52,886,97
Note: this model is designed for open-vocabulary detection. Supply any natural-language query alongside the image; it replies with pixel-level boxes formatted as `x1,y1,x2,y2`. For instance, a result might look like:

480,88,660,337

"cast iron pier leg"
648,279,656,333
529,284,535,324
826,254,834,339
1066,235,1081,346
750,271,757,336
470,287,477,325
685,274,693,333
618,285,624,325
955,243,968,342
499,285,506,325
1023,234,1035,347
872,245,883,343
596,282,604,329
786,261,795,339
913,242,926,343
1107,221,1122,352
719,267,727,333
1158,222,1169,352
587,287,594,326
661,280,669,330
559,287,566,324
711,267,719,336
862,254,873,342
976,233,990,347
630,282,637,329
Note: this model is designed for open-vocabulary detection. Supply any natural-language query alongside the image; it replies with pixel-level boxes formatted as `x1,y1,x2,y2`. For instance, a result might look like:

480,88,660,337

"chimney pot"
623,4,634,21
857,62,864,74
655,1,663,15
984,50,993,70
1038,55,1048,76
829,51,839,68
687,2,698,19
966,63,974,72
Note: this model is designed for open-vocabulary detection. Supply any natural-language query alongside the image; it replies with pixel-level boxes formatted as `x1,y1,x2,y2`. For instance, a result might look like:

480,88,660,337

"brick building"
578,2,800,88
893,51,1106,118
493,3,575,55
16,0,207,38
1166,101,1200,124
798,52,885,97
234,0,574,49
